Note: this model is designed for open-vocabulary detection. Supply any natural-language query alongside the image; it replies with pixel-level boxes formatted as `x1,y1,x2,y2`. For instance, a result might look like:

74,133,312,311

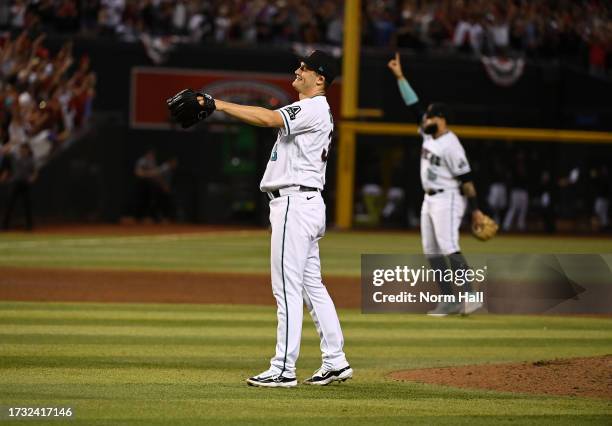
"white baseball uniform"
260,95,349,378
420,131,471,255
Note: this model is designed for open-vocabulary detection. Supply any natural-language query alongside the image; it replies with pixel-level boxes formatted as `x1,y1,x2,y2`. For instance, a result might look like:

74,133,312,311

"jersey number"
322,110,334,162
321,130,332,162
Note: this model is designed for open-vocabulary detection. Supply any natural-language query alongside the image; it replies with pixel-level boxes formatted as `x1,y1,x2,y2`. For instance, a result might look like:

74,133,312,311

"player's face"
293,62,319,93
423,116,438,128
423,116,445,136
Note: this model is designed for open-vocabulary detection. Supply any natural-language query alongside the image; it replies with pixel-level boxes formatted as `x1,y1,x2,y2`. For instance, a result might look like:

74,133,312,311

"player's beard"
423,123,438,135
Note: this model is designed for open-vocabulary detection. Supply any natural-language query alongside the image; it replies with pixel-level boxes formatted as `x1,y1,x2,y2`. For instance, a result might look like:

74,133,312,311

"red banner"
130,67,341,129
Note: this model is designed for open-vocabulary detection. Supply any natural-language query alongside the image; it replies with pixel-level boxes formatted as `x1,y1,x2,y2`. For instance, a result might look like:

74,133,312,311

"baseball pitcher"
167,50,352,387
387,52,497,316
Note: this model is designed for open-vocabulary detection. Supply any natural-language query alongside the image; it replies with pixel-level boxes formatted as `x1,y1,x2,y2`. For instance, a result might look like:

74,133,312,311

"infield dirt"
390,355,612,399
0,267,359,307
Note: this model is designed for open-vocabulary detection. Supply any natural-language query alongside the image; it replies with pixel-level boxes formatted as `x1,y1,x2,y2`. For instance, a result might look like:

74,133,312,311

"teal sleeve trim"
278,109,291,135
398,78,419,106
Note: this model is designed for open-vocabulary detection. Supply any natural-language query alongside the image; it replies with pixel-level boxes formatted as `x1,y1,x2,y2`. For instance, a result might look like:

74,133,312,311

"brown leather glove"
472,213,499,241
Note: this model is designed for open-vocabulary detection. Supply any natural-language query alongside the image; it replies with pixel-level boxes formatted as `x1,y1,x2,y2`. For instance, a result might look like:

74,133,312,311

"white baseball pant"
421,189,467,255
267,191,349,377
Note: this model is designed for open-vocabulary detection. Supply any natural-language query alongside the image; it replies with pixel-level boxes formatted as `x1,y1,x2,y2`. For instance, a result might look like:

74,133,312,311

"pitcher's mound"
390,355,611,399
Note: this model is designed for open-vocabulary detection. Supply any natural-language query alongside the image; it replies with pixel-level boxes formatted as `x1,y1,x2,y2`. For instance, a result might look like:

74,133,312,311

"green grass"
1,231,611,424
1,231,611,276
0,302,611,425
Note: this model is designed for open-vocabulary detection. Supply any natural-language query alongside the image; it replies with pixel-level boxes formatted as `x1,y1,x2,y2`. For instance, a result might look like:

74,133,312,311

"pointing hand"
387,52,404,79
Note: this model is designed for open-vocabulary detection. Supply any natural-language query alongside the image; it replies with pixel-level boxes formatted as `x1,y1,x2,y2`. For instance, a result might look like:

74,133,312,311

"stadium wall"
4,36,610,226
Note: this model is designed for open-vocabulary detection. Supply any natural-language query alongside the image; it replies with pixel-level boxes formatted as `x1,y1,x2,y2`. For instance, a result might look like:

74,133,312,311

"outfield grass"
0,302,611,425
1,231,611,276
1,231,611,424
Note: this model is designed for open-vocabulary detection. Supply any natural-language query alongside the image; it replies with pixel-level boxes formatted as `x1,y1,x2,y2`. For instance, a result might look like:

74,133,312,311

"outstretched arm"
167,88,285,129
201,98,284,128
387,52,424,124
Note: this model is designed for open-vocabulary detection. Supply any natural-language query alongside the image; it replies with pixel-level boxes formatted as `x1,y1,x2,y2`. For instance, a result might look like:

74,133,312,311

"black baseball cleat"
246,370,297,388
303,365,353,386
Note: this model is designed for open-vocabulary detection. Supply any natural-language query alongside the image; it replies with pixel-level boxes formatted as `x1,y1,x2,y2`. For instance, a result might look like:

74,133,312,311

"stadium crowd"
1,1,611,74
0,30,96,161
0,29,96,229
0,1,609,231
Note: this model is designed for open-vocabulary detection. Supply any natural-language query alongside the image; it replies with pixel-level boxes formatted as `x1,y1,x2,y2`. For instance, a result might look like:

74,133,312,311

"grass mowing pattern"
0,302,611,425
1,231,611,423
1,231,611,276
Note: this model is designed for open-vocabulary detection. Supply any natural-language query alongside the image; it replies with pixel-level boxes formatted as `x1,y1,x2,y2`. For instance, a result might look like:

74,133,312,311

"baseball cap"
303,50,339,85
425,103,451,122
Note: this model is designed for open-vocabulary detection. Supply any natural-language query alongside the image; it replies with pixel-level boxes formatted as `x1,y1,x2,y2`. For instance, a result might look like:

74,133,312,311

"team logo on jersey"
284,106,301,120
422,148,441,166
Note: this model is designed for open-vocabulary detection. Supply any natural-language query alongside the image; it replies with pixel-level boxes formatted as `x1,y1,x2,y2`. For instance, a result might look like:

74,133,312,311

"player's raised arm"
387,52,423,124
387,52,419,106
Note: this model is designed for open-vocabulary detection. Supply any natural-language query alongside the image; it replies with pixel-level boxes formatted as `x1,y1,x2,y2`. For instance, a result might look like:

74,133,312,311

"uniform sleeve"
398,78,419,106
276,100,317,137
444,141,472,177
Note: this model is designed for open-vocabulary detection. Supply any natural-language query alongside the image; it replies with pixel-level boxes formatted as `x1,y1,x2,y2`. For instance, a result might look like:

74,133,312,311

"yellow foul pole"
335,0,360,229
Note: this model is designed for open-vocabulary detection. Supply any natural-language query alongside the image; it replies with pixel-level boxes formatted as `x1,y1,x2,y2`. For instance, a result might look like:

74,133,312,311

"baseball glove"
166,88,216,128
472,214,498,241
